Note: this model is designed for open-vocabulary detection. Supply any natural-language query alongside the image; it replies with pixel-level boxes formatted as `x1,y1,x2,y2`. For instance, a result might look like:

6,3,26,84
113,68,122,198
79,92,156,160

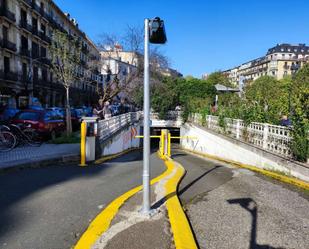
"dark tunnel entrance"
150,127,180,149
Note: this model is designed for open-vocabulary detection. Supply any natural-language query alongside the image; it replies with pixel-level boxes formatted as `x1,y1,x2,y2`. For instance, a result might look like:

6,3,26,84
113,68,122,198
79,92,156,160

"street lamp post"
142,18,151,214
142,17,167,215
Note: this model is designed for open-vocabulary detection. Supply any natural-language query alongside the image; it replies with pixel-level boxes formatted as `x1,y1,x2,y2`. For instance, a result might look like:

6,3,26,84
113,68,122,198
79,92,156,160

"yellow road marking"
183,148,309,191
74,151,173,249
161,155,198,249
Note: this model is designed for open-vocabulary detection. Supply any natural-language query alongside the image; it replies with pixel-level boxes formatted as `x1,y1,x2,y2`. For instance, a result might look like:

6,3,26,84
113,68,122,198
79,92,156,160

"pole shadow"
227,198,286,249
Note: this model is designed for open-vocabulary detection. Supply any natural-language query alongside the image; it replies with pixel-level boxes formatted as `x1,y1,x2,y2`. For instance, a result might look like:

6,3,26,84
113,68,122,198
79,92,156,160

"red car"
11,110,65,139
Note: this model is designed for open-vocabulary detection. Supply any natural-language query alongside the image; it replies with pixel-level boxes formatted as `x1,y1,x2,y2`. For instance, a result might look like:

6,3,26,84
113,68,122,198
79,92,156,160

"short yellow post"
160,130,165,156
79,121,87,166
167,132,171,157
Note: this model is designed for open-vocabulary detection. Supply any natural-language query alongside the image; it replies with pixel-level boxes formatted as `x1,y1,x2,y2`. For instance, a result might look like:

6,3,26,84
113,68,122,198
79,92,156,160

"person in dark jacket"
280,115,292,127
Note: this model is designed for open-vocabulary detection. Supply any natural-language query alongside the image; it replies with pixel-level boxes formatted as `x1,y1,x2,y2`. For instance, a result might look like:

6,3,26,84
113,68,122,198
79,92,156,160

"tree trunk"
65,87,72,135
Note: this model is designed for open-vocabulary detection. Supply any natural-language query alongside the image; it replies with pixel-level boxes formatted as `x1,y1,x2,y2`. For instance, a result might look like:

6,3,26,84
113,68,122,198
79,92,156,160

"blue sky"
54,0,309,77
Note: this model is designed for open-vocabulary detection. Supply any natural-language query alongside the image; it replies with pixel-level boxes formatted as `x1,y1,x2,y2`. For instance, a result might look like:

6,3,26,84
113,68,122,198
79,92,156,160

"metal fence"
97,112,141,140
189,113,292,158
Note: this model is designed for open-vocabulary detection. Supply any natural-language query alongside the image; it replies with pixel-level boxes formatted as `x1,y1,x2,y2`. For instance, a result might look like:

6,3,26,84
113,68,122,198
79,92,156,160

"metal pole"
142,18,150,214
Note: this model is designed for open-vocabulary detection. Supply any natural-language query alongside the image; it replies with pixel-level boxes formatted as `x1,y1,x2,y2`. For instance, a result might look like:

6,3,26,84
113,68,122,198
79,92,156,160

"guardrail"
189,113,293,158
98,112,141,140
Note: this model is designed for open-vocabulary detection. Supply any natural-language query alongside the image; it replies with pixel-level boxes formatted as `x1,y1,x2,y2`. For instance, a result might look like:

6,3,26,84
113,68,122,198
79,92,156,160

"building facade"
0,0,101,108
223,43,309,86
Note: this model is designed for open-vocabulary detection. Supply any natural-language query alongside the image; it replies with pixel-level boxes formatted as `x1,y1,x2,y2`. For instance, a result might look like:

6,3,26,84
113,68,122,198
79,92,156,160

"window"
3,26,8,41
22,63,27,80
21,35,28,49
21,9,27,23
32,42,39,58
42,68,47,81
4,56,10,74
41,24,46,35
32,17,38,31
41,46,46,58
17,112,40,121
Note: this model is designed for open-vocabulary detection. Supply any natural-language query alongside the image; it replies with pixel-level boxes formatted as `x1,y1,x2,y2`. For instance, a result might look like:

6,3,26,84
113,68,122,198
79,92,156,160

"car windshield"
16,112,40,121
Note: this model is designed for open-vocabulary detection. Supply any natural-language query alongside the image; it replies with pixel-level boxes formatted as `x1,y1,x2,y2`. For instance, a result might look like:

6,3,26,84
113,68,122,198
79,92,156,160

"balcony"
19,20,33,33
39,8,49,21
0,38,17,52
0,7,16,23
31,2,41,14
39,57,51,65
20,47,31,57
19,73,29,82
31,50,40,59
39,31,51,44
21,0,32,7
32,27,40,38
0,71,19,82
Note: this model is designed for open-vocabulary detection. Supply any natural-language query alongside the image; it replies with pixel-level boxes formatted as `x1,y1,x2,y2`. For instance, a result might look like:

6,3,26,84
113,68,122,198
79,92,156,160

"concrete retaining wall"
180,123,309,182
97,123,141,157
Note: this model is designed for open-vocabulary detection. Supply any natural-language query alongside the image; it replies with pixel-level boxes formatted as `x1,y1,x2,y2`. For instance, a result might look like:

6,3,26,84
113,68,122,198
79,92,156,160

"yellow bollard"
167,132,171,157
79,121,87,166
160,130,165,156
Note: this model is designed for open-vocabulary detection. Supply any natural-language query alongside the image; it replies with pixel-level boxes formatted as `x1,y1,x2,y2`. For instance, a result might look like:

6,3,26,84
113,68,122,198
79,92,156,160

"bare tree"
97,24,169,103
49,29,81,135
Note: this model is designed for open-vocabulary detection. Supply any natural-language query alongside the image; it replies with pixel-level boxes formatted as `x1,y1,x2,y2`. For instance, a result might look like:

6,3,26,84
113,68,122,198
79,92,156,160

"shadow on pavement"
178,166,222,196
0,149,148,240
0,164,109,238
107,149,158,163
227,198,286,249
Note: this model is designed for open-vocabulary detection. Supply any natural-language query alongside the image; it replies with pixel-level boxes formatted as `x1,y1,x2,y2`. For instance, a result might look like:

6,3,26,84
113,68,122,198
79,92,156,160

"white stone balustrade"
189,113,293,158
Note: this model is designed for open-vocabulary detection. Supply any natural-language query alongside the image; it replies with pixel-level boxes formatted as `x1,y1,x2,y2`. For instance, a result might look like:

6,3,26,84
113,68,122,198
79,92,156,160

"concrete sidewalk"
91,181,173,249
0,143,80,169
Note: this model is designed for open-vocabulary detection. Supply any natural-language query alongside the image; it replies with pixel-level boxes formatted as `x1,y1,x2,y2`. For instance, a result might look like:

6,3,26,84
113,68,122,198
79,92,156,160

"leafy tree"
49,30,81,134
290,64,309,162
243,76,288,124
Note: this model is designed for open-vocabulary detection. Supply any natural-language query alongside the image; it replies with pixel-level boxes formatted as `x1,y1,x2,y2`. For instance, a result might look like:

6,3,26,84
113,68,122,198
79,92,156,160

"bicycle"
8,124,42,147
0,125,17,152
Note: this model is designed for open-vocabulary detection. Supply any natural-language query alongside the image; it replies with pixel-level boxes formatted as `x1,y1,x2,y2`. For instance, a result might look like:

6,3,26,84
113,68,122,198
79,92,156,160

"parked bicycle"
0,125,16,152
8,124,42,147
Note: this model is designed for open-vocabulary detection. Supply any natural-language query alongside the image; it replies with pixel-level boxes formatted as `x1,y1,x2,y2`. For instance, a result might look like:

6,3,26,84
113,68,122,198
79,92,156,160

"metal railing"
97,112,141,140
189,113,293,158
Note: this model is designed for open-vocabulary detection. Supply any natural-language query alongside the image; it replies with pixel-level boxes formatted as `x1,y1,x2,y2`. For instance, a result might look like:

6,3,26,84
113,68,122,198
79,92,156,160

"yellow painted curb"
94,148,139,165
183,148,309,191
162,156,198,249
74,151,173,249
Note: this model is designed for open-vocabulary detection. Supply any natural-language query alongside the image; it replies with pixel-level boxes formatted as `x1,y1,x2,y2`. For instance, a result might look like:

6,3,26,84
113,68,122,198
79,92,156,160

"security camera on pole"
142,17,167,216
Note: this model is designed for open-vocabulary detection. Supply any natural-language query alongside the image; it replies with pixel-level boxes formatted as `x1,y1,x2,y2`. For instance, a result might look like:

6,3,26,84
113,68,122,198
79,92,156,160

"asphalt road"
0,150,166,249
172,150,309,249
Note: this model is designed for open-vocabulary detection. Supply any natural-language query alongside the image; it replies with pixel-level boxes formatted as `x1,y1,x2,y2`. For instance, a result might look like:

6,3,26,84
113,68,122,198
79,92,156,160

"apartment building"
0,0,101,108
223,43,309,86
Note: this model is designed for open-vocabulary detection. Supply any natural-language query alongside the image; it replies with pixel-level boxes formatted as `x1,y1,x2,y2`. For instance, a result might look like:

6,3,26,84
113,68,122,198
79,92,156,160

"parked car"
46,107,65,118
0,107,20,122
70,108,84,130
11,110,65,140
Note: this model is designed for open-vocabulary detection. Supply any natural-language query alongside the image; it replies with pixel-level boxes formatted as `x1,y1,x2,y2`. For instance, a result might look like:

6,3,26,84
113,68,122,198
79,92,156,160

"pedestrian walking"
93,99,104,119
103,101,112,119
